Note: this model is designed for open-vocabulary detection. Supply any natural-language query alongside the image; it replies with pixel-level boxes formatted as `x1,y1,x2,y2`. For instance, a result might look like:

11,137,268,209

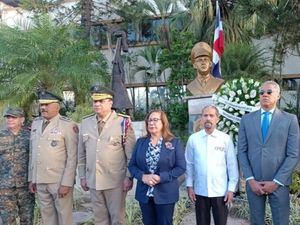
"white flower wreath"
213,77,261,144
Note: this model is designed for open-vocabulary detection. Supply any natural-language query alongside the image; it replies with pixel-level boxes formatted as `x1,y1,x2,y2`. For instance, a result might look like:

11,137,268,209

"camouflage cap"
191,42,212,63
38,90,63,104
90,84,114,101
4,107,25,117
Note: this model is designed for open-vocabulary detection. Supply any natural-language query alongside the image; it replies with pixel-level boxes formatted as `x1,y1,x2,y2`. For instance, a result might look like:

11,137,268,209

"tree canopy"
0,15,109,114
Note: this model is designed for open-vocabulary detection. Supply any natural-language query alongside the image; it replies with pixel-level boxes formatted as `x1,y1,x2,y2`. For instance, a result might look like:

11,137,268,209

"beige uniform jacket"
187,74,224,96
78,111,136,190
28,114,78,187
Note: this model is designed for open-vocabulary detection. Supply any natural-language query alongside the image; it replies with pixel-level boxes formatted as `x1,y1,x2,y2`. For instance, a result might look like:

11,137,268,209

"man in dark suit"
238,80,300,225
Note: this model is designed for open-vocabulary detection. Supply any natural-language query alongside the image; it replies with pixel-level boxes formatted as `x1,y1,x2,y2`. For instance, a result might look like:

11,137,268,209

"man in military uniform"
187,42,225,96
28,91,78,225
0,107,34,225
78,85,136,225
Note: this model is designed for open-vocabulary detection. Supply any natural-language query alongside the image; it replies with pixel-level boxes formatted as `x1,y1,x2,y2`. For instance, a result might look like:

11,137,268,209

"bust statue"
187,42,224,96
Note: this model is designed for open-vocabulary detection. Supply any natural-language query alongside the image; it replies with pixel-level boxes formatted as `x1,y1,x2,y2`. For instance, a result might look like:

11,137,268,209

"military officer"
78,85,136,225
187,42,225,96
0,107,34,225
28,91,78,225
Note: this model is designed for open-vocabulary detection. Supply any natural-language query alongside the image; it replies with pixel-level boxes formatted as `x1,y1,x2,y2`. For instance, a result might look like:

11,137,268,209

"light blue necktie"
261,111,271,141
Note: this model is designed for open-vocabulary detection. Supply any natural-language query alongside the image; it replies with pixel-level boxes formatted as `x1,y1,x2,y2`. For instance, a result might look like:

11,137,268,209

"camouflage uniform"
0,127,35,225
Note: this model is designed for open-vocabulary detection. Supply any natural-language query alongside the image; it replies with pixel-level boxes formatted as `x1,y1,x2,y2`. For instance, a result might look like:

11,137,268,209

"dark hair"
145,110,174,141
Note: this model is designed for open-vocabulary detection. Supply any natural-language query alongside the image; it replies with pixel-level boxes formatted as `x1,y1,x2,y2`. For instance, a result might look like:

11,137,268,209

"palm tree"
0,15,109,115
142,0,180,49
221,42,270,80
111,0,151,43
233,0,300,78
173,0,214,41
174,0,251,43
131,45,169,112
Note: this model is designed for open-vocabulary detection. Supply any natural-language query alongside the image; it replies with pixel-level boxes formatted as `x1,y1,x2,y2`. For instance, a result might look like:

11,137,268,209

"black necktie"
42,120,50,132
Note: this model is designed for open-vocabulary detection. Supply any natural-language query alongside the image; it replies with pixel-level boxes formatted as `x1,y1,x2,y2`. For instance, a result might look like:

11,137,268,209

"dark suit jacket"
128,136,186,204
238,108,300,185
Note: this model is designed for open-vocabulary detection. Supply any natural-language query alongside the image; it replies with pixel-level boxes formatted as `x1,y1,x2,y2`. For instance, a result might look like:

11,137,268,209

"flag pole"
212,0,224,78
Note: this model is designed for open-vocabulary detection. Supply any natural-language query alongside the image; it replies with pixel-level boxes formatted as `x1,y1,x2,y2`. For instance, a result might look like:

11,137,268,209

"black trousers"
195,195,228,225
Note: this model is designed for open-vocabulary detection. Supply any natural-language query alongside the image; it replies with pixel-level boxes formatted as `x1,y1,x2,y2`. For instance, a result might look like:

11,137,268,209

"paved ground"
72,182,251,225
181,210,250,225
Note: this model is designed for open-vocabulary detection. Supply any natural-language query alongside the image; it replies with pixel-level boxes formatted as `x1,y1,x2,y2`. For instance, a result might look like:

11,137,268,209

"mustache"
204,121,212,128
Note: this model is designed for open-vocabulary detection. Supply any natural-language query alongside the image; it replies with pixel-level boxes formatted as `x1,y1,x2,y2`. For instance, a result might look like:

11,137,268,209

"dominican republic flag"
212,0,224,78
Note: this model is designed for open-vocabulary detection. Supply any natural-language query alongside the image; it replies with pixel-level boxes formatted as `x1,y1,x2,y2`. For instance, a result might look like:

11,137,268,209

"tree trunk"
81,0,93,39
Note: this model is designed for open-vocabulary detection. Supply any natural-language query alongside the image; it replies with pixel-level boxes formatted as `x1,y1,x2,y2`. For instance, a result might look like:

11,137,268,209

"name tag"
214,146,225,152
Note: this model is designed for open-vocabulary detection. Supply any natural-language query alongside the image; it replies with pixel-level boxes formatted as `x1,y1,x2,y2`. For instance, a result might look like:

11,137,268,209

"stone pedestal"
184,95,213,133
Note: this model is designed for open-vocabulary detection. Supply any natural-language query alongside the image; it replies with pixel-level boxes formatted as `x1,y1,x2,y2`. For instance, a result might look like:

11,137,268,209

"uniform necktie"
42,120,50,132
98,120,105,135
261,112,270,141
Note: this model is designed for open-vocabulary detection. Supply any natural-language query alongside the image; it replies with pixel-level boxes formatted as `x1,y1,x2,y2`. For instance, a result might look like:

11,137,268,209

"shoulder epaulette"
83,113,95,119
117,113,130,118
33,117,43,121
59,116,71,122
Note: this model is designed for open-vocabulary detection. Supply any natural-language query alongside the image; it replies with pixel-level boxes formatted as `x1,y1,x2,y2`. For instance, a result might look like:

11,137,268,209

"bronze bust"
187,42,224,96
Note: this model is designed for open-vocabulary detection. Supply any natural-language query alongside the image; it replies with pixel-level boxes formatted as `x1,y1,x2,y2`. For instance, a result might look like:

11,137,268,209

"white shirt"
185,129,239,197
260,108,275,125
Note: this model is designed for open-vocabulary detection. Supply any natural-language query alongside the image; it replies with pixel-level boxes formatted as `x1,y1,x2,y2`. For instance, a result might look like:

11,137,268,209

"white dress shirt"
185,129,239,197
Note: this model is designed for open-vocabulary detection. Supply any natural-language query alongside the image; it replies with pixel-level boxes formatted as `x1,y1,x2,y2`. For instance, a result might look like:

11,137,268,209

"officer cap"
3,107,24,117
191,42,212,63
38,90,63,104
90,84,114,101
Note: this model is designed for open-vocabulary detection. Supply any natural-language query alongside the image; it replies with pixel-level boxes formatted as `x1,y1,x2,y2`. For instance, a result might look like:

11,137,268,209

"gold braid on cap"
38,99,60,104
91,93,113,100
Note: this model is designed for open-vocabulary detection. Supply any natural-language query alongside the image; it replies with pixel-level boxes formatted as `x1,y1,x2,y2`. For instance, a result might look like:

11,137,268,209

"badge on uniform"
51,140,58,147
50,128,61,147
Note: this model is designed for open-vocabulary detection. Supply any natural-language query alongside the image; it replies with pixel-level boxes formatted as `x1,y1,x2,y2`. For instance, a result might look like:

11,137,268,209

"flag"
212,0,224,78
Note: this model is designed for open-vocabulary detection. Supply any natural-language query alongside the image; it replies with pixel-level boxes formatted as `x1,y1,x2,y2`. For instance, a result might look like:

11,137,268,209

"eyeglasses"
259,89,273,95
147,118,161,123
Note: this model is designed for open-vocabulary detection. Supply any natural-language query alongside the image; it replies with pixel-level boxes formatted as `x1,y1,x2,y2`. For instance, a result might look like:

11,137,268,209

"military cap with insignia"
191,42,212,63
90,84,114,101
38,90,63,104
3,107,25,117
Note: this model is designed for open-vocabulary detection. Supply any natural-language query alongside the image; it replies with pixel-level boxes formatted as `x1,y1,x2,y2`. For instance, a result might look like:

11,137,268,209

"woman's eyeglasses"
259,89,273,95
147,118,161,123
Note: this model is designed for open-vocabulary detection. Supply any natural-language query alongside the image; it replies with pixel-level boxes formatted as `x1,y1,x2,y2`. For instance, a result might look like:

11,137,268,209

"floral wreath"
213,77,261,144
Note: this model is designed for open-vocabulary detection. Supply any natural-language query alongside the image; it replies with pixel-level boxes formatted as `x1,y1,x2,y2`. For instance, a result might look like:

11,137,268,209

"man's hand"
123,177,133,192
80,178,89,191
28,182,37,193
260,181,278,194
224,191,234,206
248,179,265,196
58,185,71,198
187,187,196,203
